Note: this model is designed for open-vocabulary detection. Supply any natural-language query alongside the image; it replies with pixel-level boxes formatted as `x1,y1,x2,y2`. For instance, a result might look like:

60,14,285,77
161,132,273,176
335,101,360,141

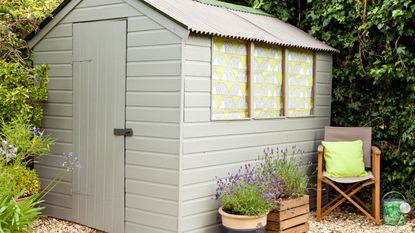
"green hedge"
225,0,415,205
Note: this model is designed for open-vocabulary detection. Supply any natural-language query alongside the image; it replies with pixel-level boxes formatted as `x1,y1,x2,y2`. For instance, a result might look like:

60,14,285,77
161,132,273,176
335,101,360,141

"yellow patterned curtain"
211,38,248,120
253,44,283,118
286,49,314,117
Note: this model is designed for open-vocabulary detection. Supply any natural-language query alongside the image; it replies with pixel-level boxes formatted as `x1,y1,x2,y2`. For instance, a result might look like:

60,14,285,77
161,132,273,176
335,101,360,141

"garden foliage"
0,0,62,125
224,0,415,205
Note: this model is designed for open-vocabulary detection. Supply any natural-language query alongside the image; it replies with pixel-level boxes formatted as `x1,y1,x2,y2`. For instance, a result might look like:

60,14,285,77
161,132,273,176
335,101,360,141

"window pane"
253,44,283,118
287,49,314,117
211,38,248,120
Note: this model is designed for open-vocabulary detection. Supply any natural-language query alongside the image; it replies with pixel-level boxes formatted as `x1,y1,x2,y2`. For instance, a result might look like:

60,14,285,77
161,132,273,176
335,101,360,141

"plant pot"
219,207,268,233
266,195,309,233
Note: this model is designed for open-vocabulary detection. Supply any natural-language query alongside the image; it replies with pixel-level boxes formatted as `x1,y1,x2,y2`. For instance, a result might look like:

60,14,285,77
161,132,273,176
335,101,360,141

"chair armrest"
318,144,324,153
371,146,381,156
371,146,381,179
317,145,324,178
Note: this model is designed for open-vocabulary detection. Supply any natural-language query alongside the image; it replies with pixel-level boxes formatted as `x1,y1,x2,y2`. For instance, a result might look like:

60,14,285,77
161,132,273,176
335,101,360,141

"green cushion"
322,140,368,178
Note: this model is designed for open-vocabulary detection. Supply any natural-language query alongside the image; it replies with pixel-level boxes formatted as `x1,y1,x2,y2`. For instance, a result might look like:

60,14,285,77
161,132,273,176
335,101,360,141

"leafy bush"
0,0,62,127
224,0,415,206
0,61,49,125
3,165,41,198
260,147,308,198
0,193,44,233
216,163,282,216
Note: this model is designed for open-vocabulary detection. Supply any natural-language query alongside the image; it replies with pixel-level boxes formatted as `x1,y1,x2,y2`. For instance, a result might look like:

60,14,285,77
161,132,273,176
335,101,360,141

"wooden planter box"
266,195,309,233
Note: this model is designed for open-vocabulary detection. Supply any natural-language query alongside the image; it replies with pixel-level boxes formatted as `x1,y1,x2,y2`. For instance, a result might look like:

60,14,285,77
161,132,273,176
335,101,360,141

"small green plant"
0,193,44,233
260,147,309,198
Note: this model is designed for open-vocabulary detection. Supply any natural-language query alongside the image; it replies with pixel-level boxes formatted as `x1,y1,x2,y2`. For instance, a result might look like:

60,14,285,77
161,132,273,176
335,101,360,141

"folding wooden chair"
316,126,381,224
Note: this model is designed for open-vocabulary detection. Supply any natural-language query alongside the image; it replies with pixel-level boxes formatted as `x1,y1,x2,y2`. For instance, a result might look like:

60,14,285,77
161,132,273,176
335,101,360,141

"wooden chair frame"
316,145,381,224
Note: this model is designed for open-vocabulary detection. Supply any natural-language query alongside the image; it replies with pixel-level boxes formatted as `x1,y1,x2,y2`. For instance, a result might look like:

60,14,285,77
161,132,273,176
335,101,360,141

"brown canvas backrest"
324,126,372,168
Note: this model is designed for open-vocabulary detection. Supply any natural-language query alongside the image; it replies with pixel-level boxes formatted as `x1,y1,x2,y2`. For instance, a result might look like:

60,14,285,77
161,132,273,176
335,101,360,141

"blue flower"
62,152,81,171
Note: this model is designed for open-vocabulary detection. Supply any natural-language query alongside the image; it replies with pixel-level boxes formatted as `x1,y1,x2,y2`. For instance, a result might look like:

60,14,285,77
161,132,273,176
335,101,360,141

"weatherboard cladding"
142,0,337,52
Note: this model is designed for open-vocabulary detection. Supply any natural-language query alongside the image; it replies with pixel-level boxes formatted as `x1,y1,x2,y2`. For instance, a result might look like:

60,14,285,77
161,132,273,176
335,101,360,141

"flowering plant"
259,147,309,198
216,163,283,216
0,117,54,165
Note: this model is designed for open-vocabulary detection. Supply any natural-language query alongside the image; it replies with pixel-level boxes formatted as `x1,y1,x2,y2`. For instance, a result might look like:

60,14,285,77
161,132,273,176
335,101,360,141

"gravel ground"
309,208,415,233
34,208,414,233
34,217,102,233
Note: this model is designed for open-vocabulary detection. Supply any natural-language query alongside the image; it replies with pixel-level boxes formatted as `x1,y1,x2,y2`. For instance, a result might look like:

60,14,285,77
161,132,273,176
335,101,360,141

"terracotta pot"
219,207,268,233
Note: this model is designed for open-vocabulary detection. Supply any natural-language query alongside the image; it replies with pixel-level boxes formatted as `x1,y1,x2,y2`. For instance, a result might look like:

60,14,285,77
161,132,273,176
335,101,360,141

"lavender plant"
259,147,309,198
216,163,283,216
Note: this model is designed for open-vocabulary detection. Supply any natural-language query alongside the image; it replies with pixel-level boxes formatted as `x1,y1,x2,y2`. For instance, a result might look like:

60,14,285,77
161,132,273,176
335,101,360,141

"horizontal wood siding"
180,33,333,232
33,0,183,232
33,22,74,221
125,10,182,233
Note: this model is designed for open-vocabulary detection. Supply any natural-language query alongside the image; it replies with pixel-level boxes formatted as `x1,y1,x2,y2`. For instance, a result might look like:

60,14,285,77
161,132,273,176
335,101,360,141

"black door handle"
114,128,133,136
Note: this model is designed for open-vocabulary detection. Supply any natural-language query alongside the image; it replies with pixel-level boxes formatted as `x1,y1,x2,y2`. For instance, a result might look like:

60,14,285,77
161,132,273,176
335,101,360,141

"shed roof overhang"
28,0,338,53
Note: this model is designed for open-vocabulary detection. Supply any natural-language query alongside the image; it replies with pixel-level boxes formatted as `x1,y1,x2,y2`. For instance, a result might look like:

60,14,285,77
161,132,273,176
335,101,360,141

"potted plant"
216,163,283,233
260,147,310,233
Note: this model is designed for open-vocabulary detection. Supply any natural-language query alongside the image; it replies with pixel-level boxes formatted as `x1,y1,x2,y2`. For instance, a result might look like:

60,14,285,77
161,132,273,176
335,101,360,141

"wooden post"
316,145,323,221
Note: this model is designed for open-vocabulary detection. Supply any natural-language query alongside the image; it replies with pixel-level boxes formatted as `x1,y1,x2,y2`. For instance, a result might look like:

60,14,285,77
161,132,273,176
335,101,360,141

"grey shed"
29,0,336,232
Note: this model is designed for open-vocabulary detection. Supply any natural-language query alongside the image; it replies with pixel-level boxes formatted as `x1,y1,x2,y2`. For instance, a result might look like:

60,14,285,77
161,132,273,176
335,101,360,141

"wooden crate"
267,195,309,233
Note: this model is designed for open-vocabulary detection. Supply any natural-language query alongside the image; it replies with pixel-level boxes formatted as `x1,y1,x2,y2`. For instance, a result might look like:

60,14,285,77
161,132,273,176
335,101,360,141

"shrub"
0,193,44,232
6,165,40,198
0,61,49,126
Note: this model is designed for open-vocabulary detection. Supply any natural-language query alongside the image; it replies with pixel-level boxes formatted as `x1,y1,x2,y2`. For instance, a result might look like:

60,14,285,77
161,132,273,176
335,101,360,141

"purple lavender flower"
62,152,81,171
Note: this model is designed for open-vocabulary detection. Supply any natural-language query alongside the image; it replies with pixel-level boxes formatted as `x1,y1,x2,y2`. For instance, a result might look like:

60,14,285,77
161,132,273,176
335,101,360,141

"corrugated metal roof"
143,0,338,53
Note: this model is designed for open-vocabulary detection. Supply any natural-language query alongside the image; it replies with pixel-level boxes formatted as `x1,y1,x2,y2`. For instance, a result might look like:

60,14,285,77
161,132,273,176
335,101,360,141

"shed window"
253,45,283,118
211,38,249,120
286,49,314,117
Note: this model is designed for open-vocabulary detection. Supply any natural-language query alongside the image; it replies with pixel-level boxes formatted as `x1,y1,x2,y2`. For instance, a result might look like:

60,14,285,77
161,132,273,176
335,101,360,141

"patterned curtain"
253,44,283,118
211,38,248,120
286,49,314,117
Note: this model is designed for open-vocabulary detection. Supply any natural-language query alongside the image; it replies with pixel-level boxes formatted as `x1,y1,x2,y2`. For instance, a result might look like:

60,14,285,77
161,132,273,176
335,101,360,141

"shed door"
73,20,126,232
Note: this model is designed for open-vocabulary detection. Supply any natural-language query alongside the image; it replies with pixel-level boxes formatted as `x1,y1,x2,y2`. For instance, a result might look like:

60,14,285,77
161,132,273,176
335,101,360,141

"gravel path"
34,217,102,233
34,208,414,233
309,208,415,233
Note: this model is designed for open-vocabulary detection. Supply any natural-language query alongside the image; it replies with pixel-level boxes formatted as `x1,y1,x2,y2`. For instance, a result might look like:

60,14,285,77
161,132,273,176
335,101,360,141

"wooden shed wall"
180,33,333,233
33,0,182,232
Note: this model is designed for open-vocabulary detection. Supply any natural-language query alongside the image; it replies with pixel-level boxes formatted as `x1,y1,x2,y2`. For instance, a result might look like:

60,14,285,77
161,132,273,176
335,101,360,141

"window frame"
284,48,316,118
210,37,251,121
209,37,317,121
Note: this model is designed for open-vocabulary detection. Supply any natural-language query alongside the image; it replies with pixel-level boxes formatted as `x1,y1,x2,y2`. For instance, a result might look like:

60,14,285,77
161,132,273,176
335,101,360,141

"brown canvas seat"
316,126,381,224
323,171,374,183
